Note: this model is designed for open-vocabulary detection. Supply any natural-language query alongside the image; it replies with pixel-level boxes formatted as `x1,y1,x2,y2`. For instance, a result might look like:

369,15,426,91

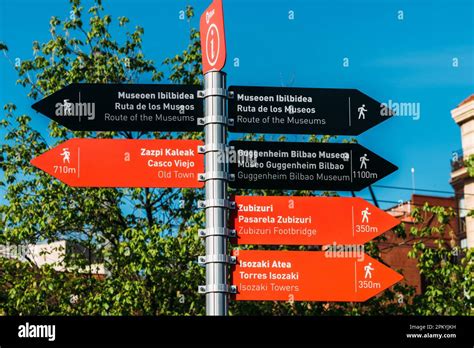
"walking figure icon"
360,153,370,169
364,262,374,279
358,104,367,119
361,207,371,223
60,148,71,164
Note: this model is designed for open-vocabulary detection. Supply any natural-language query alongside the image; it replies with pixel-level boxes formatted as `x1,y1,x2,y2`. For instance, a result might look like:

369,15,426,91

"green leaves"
118,16,129,27
405,204,473,315
0,0,207,316
465,154,474,177
163,26,202,85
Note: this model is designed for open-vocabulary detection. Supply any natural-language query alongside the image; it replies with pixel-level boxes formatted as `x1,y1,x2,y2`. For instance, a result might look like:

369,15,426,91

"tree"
0,0,205,315
407,205,473,315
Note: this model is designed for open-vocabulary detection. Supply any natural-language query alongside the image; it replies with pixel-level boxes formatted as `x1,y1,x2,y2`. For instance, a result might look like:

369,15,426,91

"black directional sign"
228,141,397,191
32,83,203,132
228,86,393,135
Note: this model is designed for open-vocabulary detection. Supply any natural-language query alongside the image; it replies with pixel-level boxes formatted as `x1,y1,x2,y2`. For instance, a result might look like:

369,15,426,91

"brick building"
381,194,460,294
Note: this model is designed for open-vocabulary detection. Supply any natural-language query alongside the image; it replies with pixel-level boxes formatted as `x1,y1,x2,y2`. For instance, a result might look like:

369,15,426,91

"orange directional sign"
30,138,204,188
200,0,226,73
231,250,403,302
231,196,399,245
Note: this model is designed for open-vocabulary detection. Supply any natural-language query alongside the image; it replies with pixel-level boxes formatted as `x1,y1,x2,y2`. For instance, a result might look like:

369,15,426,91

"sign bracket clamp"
198,284,237,295
197,115,234,127
197,254,237,266
197,88,234,99
198,227,236,238
198,171,235,182
197,144,233,154
197,198,236,210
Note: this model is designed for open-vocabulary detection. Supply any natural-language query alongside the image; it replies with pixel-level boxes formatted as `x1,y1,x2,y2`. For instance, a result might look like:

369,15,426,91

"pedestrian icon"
358,104,367,120
364,262,374,279
360,153,370,169
361,207,371,223
60,148,71,164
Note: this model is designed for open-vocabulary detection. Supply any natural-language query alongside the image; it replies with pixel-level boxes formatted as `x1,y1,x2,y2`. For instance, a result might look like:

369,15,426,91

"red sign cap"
200,0,226,73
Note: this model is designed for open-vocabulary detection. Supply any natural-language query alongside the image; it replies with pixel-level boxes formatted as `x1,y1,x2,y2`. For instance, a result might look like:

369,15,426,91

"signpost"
199,0,229,316
28,0,403,316
30,138,204,188
231,250,403,302
230,196,400,245
228,86,393,135
229,140,398,191
31,84,203,132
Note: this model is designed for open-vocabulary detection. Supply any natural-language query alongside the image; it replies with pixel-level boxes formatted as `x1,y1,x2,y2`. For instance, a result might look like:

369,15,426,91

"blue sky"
1,0,473,208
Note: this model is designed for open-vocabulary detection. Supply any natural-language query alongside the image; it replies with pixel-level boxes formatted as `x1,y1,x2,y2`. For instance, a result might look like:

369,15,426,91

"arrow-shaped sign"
30,138,204,188
228,141,397,191
231,196,400,245
31,84,203,132
228,86,393,135
231,250,403,302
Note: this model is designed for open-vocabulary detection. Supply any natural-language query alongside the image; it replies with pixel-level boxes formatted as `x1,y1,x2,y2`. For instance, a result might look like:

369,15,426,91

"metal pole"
204,71,228,315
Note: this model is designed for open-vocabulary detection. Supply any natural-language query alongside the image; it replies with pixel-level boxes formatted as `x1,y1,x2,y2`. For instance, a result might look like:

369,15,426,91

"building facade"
450,94,474,249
